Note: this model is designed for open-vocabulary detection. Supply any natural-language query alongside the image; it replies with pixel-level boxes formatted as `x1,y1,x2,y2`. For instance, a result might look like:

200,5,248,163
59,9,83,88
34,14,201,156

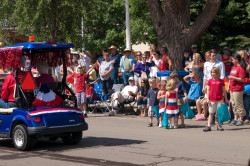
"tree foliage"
0,0,249,55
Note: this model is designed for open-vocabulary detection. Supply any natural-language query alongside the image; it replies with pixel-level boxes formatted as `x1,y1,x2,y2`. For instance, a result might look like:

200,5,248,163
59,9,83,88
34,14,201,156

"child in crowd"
157,80,167,128
203,67,229,132
147,77,159,127
228,54,246,126
165,79,179,129
85,80,98,113
71,64,96,117
169,72,188,128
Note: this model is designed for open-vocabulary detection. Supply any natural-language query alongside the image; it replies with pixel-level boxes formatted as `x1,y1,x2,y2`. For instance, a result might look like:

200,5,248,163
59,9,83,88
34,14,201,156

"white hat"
128,77,134,81
124,48,131,52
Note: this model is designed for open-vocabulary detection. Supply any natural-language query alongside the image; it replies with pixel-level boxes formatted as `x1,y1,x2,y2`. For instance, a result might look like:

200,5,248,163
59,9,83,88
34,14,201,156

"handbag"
162,111,168,127
153,105,159,120
181,103,195,119
218,104,231,124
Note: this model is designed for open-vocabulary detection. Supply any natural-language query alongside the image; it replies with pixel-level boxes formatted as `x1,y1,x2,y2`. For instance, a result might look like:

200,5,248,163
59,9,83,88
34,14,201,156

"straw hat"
109,45,118,50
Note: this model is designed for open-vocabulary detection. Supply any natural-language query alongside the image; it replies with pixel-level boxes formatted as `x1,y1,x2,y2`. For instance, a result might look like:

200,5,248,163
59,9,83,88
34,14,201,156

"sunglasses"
142,57,147,59
137,54,141,56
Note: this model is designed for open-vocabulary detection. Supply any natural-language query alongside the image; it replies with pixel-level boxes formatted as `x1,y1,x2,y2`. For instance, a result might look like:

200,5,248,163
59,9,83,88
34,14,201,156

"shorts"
134,74,139,82
76,91,86,105
208,101,222,114
177,98,184,110
159,112,164,116
148,106,154,117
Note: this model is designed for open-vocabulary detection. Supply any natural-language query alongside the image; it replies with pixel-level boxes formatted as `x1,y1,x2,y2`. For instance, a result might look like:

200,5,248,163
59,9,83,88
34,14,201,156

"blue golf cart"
0,41,88,150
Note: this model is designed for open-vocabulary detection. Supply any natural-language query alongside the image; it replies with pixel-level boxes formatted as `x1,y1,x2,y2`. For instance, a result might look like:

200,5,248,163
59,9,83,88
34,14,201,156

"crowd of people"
54,44,250,132
1,43,249,132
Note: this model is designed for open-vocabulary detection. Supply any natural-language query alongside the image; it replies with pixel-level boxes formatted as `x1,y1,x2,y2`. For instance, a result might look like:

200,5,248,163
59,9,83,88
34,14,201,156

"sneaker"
158,122,162,128
169,124,173,129
174,125,178,129
109,111,115,116
217,125,224,131
179,124,185,128
84,113,88,117
203,126,211,132
236,120,244,126
229,120,237,126
244,119,249,123
147,123,153,127
156,122,159,126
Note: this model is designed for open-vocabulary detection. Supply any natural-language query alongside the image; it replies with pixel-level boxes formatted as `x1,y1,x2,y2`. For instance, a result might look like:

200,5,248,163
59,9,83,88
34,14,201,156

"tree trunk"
147,0,222,70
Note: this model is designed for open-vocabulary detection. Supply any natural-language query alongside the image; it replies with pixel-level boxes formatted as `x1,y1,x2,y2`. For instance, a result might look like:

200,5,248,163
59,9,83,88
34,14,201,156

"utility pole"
125,0,131,50
81,17,85,52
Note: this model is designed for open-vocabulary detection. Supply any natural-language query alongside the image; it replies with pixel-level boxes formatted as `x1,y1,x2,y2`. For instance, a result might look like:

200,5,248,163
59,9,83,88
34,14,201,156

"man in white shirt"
110,77,138,115
203,50,225,92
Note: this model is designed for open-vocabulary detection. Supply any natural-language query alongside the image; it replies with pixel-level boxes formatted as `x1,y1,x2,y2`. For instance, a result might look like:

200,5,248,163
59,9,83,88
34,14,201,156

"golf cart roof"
2,41,74,49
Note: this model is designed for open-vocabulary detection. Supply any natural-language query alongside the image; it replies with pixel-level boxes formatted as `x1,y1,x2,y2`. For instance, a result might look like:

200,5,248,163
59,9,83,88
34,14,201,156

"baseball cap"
223,47,229,50
191,44,197,48
128,77,134,81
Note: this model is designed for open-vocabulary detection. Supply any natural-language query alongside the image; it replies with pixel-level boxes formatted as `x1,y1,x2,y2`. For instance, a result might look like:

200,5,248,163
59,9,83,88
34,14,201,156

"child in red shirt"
228,54,246,126
71,64,96,116
203,67,228,132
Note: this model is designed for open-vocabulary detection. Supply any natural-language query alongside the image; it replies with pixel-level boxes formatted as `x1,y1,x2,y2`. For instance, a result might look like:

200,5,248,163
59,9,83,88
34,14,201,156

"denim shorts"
76,91,86,105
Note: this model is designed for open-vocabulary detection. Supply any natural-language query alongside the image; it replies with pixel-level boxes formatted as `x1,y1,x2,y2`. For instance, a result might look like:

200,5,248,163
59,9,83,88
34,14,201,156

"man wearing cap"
191,44,205,62
110,76,138,115
109,45,120,84
221,47,231,76
120,48,136,86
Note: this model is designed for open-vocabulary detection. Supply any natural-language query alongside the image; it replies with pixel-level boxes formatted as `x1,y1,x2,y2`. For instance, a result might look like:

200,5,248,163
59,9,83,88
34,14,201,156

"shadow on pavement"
0,136,147,152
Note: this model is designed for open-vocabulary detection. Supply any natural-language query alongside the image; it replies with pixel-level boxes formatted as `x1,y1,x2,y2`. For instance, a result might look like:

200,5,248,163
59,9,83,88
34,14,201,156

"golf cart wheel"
61,131,82,145
12,124,34,151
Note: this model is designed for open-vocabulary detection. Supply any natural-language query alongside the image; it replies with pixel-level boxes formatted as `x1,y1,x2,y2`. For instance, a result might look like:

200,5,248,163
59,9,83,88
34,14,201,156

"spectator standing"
120,48,136,86
157,80,167,128
221,47,231,76
109,45,120,84
228,54,246,126
182,49,192,69
191,44,205,62
170,72,188,128
99,52,114,94
147,78,159,127
150,51,161,85
134,54,155,83
137,78,149,117
203,67,229,132
160,47,172,80
165,79,180,129
79,51,91,73
203,50,225,94
149,44,156,57
134,51,142,87
72,65,96,117
185,53,204,83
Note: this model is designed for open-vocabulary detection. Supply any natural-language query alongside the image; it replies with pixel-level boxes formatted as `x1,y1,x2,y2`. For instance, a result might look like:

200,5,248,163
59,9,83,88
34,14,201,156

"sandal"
147,123,153,127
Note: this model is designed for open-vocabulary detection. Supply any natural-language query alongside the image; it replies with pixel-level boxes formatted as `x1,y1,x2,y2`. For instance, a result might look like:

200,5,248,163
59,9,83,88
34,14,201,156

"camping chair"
89,84,113,113
110,84,137,115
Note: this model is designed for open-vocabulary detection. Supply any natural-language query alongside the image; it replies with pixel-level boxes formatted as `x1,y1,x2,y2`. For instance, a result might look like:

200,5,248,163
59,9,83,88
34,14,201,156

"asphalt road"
0,113,249,166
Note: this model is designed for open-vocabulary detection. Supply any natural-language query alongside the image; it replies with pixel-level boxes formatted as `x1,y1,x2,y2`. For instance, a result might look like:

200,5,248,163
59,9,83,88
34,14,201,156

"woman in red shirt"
228,54,246,126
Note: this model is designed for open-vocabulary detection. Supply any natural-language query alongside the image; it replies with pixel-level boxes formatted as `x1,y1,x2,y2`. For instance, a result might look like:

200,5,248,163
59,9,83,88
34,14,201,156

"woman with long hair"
137,78,149,117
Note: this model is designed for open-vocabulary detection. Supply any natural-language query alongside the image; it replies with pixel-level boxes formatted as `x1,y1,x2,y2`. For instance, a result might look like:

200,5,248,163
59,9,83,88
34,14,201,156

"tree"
147,0,222,70
0,0,84,46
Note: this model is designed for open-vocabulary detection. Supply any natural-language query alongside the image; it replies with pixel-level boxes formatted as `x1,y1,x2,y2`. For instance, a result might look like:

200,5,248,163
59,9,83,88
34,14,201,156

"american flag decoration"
32,84,62,107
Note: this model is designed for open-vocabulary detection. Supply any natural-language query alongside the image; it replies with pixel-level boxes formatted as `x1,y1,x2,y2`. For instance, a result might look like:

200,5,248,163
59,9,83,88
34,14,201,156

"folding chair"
89,84,113,113
111,84,137,115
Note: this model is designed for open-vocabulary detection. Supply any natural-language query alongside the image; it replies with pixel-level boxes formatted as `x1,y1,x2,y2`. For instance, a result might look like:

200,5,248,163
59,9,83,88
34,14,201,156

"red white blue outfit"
166,92,179,117
159,91,166,116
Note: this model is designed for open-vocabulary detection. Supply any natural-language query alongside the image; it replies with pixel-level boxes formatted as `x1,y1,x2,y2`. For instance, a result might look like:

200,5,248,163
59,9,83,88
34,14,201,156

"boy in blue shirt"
147,77,159,127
